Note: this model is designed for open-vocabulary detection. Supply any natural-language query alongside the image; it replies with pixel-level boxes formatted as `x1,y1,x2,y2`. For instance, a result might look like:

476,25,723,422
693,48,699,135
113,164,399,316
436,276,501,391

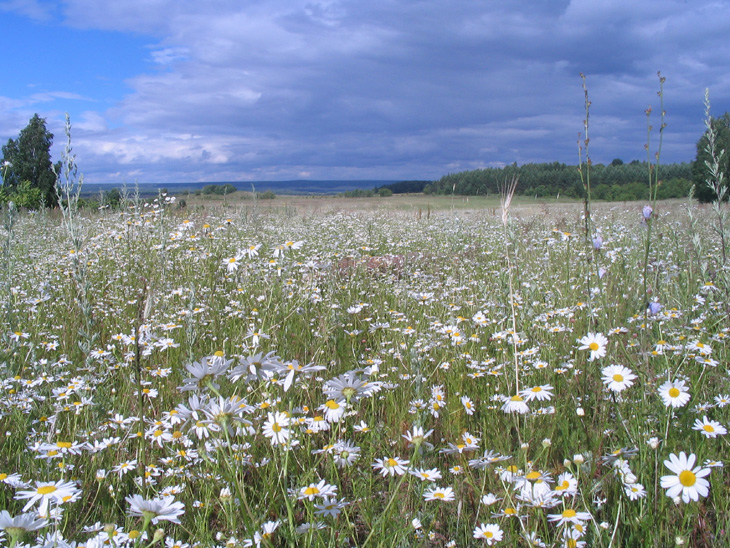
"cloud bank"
2,0,730,184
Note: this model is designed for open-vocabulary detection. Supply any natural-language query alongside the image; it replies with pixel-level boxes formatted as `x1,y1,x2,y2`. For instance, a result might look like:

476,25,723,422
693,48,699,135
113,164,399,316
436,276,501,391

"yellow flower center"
563,509,577,518
272,423,282,432
589,342,599,351
387,458,398,467
556,480,570,491
668,387,680,398
37,485,57,495
304,486,319,496
679,470,696,487
531,386,542,393
434,492,445,499
526,471,541,480
510,395,523,402
612,374,624,382
484,532,493,538
704,424,715,433
325,400,340,409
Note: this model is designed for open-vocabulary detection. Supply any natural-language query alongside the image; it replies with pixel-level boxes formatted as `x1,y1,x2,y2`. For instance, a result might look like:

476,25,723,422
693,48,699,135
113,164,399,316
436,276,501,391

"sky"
1,0,730,185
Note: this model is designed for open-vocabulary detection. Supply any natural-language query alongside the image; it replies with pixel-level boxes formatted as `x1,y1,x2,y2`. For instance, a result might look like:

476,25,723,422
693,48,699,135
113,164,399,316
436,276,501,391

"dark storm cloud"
2,0,729,183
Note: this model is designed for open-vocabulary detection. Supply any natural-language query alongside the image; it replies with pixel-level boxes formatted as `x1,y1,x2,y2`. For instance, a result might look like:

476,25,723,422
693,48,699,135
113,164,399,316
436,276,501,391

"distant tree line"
377,180,431,194
340,181,432,198
424,161,693,201
339,188,393,198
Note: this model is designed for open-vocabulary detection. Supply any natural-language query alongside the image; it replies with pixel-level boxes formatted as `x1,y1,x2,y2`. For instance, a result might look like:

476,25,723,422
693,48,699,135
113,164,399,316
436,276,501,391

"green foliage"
377,187,393,197
430,161,693,200
257,190,276,199
1,114,58,207
378,180,431,194
0,180,43,209
694,112,730,203
202,183,237,195
340,188,375,197
99,187,122,209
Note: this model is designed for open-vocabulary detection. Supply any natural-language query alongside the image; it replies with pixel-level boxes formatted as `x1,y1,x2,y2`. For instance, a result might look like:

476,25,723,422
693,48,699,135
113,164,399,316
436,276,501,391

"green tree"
1,114,58,207
693,112,730,203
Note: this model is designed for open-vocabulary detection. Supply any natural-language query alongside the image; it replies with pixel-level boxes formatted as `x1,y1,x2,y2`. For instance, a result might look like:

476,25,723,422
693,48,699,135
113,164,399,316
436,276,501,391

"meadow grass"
0,195,728,548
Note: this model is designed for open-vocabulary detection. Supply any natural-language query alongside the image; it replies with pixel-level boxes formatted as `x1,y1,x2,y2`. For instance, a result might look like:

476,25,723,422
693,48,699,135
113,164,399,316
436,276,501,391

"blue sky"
1,0,729,185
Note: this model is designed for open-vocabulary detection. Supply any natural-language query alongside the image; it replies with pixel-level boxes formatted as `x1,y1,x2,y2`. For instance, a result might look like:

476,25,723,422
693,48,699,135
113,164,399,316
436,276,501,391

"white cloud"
0,0,54,21
4,0,730,183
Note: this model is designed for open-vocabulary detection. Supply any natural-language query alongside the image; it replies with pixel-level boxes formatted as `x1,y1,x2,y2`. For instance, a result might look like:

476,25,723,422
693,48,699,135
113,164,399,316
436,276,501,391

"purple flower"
642,205,653,220
648,302,662,316
592,235,603,250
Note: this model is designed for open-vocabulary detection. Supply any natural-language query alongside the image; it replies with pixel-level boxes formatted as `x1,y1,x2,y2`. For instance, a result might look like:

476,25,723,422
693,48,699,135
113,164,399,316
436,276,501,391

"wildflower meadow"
0,179,728,548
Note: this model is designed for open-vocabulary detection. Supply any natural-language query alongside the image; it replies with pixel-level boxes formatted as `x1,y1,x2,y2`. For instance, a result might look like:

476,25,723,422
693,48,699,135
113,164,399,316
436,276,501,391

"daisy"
624,483,647,500
112,459,137,477
481,493,502,506
372,456,409,477
501,394,530,414
298,480,337,501
320,399,347,423
0,472,25,488
601,365,637,393
402,426,434,450
222,253,243,273
658,379,691,408
547,508,592,526
520,384,554,402
314,497,347,518
692,416,727,438
578,332,608,361
14,480,80,516
660,452,711,503
461,395,476,415
262,412,291,445
473,523,503,544
553,472,578,497
423,486,455,502
323,370,379,403
0,510,48,533
179,355,232,392
125,494,185,524
333,440,360,468
687,340,712,356
410,468,442,482
245,244,261,258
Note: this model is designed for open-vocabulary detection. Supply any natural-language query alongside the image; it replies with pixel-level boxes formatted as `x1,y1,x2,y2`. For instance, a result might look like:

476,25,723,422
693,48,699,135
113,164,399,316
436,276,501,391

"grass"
0,196,728,548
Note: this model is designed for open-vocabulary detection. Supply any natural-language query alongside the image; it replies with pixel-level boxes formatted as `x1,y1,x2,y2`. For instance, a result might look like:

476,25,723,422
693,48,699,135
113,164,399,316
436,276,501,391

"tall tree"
693,112,730,203
1,114,58,207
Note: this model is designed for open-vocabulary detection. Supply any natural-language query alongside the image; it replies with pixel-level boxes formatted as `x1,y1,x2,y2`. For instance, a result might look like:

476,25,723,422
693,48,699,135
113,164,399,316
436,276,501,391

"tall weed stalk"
701,88,730,306
53,114,97,362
